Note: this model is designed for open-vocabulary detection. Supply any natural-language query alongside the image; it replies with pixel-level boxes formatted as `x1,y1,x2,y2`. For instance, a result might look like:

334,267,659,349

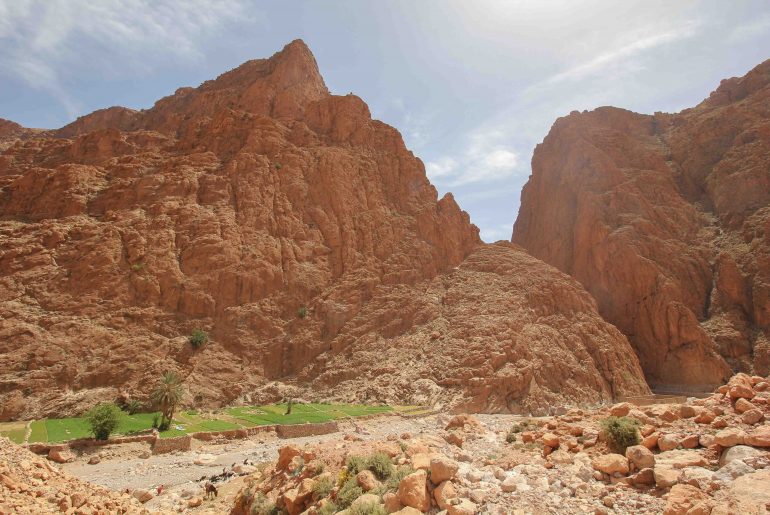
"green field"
7,403,395,444
0,421,26,444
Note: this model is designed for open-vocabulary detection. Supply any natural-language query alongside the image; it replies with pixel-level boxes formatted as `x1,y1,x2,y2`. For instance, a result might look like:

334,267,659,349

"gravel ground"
62,414,446,510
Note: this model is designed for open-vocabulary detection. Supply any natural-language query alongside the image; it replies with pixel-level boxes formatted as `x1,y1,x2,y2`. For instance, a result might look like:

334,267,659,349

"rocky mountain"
513,59,770,392
0,40,648,420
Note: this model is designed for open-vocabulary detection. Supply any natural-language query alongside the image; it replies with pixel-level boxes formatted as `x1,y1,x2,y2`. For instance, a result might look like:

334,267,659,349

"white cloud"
426,157,457,179
426,129,522,187
0,0,253,119
540,22,701,87
479,223,514,242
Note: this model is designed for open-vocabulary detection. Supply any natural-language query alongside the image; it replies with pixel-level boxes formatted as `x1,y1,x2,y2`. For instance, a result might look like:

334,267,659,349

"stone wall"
276,421,338,438
151,435,192,454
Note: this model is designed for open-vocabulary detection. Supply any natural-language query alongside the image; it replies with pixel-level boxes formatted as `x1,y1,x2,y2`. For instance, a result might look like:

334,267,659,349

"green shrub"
86,402,122,440
345,453,394,481
189,329,208,349
131,263,144,272
297,306,308,319
349,502,386,515
274,163,282,170
367,452,394,480
250,492,278,515
601,416,641,453
336,478,363,509
317,502,338,515
311,460,325,475
312,475,334,499
346,455,367,475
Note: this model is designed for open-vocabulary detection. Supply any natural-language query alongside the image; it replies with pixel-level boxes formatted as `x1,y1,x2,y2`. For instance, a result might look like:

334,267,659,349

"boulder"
357,470,379,492
542,433,559,448
720,469,770,513
678,467,716,491
714,428,746,447
745,426,770,447
741,409,764,425
658,434,680,451
591,454,629,475
734,398,757,413
654,466,679,488
631,467,655,486
277,445,301,470
398,470,430,512
728,385,755,400
383,491,402,513
132,489,154,503
626,445,655,470
434,480,457,510
609,403,632,417
663,484,713,515
411,452,439,471
430,457,459,484
48,448,75,464
656,450,708,469
694,410,716,424
642,432,659,450
680,434,700,449
447,498,478,515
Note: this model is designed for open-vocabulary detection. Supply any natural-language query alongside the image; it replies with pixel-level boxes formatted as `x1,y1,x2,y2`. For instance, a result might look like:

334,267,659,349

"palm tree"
150,372,184,430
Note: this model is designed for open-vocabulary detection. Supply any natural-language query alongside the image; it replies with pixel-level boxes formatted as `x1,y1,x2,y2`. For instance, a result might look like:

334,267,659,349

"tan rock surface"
514,59,770,389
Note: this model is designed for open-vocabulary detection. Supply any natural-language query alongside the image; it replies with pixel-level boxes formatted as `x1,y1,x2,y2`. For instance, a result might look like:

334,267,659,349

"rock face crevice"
513,59,770,391
0,40,648,420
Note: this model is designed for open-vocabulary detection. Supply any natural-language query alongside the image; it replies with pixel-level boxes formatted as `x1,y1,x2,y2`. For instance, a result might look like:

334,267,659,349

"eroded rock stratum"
0,40,648,420
514,59,770,391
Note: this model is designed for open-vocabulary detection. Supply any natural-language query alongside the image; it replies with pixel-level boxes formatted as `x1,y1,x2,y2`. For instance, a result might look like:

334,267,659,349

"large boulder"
663,484,713,515
430,456,459,484
745,426,770,447
626,445,655,470
397,470,430,512
591,454,629,475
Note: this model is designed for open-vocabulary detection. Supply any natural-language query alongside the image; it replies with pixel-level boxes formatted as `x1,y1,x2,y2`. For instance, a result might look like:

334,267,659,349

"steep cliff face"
513,59,770,391
0,40,648,419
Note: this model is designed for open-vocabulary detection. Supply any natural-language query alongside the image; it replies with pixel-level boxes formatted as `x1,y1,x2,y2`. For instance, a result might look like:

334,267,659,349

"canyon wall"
513,59,770,391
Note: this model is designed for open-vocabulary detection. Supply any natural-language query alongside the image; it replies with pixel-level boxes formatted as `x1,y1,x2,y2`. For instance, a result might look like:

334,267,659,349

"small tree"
87,402,122,440
150,372,184,430
189,329,208,349
286,398,293,415
297,306,308,319
125,399,142,415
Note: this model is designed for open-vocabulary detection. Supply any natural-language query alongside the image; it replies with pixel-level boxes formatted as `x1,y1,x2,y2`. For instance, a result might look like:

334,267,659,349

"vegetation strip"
2,403,397,444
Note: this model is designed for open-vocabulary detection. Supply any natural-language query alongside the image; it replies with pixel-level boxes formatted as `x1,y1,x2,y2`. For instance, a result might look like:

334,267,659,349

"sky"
1,1,769,242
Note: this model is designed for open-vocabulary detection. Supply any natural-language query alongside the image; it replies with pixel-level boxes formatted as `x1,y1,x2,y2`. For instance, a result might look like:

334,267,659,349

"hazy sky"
2,1,769,241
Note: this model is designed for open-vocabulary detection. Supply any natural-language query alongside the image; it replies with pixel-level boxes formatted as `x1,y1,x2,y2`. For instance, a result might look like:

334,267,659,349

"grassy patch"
28,420,47,443
18,403,394,443
0,427,26,444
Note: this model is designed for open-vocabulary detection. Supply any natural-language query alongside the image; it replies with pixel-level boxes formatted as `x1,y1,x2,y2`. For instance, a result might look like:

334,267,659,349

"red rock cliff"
0,40,648,419
513,59,770,391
